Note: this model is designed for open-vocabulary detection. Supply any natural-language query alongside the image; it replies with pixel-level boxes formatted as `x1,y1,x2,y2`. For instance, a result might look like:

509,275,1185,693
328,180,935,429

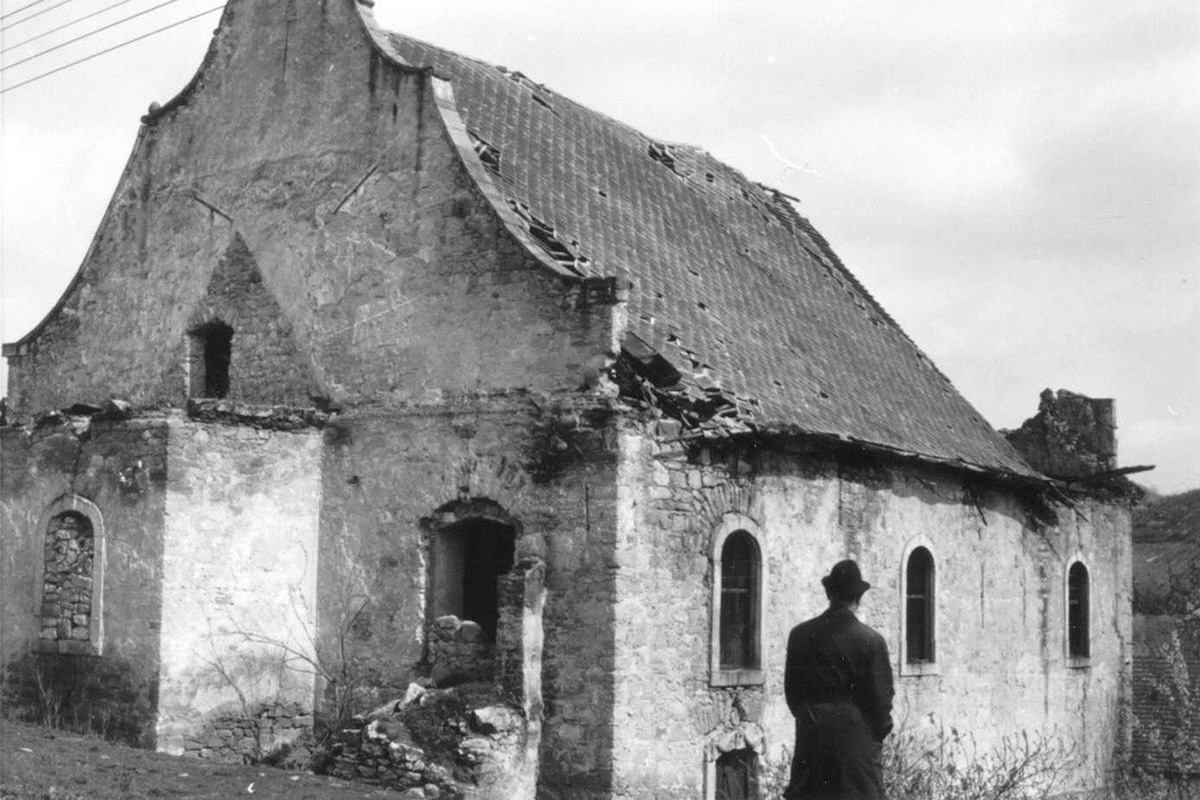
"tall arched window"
1068,561,1090,660
719,531,761,671
710,517,765,687
905,546,935,664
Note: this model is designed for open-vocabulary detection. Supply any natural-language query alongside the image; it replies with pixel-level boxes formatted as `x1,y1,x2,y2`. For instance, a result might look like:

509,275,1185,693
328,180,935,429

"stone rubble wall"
181,701,313,765
37,513,95,653
428,616,493,686
330,687,531,800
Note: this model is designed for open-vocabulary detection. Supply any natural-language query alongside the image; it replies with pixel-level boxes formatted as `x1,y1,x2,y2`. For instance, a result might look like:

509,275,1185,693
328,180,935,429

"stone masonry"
39,512,95,653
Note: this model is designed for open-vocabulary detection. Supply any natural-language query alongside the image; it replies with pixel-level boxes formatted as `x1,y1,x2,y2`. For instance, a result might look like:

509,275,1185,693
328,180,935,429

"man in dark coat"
784,560,894,800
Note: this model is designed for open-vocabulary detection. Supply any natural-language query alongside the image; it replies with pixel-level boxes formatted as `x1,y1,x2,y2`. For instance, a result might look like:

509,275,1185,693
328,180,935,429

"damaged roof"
361,10,1038,480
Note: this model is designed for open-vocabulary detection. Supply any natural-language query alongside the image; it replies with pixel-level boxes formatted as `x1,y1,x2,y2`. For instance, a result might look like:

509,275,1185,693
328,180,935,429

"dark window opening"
189,321,233,399
719,530,760,671
905,546,935,663
715,748,759,800
1068,562,1090,659
432,518,516,642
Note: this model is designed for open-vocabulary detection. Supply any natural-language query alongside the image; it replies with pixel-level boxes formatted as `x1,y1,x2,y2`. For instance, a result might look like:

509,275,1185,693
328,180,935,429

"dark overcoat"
783,606,895,800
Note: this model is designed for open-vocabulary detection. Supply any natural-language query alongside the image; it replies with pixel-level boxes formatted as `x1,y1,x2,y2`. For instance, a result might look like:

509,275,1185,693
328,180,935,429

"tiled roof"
361,11,1038,480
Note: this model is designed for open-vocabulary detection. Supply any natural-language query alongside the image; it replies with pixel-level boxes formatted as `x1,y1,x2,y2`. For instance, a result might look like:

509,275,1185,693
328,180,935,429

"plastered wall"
4,0,615,417
156,416,322,755
611,423,1132,799
0,417,168,745
316,398,621,798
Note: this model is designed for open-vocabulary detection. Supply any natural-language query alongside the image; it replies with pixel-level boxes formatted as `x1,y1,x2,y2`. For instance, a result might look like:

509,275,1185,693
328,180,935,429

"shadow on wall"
2,651,156,747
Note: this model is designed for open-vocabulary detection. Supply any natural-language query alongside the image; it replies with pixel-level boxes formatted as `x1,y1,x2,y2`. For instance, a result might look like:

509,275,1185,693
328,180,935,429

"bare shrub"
758,721,1077,800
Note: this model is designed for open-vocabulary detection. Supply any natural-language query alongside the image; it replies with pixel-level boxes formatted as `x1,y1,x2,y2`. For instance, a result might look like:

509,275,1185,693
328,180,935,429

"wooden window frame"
710,515,766,687
899,538,938,677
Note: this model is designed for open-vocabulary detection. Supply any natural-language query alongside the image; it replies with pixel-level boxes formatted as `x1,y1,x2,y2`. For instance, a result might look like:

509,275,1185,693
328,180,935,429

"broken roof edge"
356,2,599,284
741,424,1047,487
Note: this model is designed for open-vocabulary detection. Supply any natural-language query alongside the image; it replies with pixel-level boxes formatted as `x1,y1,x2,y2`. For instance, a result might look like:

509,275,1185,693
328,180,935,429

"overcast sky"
1,0,1196,493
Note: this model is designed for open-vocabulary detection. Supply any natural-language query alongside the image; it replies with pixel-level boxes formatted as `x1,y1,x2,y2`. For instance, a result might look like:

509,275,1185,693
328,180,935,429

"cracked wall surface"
0,417,168,745
611,420,1132,799
3,0,617,416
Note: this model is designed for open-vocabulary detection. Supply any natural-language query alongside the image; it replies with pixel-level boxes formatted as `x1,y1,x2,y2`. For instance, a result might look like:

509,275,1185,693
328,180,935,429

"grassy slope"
0,719,403,800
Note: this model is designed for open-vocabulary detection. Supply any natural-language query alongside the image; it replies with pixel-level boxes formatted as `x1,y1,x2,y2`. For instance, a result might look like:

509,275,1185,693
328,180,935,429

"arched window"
905,546,935,664
1068,561,1090,660
188,321,233,399
714,748,759,800
719,531,761,671
710,517,765,687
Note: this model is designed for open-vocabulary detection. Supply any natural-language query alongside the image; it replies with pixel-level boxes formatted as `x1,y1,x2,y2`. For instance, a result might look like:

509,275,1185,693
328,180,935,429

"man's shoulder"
846,617,890,650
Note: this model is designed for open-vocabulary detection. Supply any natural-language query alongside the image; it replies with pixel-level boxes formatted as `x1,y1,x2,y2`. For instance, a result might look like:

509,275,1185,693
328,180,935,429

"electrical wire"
6,0,141,49
1,4,220,93
0,0,74,33
0,0,53,22
1,0,190,72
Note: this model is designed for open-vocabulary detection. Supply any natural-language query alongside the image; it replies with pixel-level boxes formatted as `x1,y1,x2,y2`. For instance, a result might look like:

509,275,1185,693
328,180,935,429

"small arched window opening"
905,546,935,664
188,321,233,399
431,517,516,642
714,748,759,800
1068,561,1090,660
719,530,761,672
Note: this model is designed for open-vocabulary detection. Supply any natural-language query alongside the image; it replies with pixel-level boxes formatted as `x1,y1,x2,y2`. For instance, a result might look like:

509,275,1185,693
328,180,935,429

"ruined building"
0,1,1140,798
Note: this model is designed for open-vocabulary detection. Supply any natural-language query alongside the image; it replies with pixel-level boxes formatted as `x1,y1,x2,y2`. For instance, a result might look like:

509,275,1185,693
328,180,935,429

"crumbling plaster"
611,421,1131,798
4,0,617,416
0,417,168,744
156,416,322,756
317,397,621,797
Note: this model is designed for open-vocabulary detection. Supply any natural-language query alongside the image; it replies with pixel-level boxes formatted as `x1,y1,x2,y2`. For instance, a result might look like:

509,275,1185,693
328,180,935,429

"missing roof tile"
506,199,588,274
467,131,501,177
648,141,677,172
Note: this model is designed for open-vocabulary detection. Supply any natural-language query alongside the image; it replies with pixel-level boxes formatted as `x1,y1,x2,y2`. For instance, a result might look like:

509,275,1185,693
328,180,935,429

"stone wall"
3,0,617,418
611,420,1132,799
180,701,313,765
37,511,96,653
0,415,168,745
317,399,617,797
156,415,322,757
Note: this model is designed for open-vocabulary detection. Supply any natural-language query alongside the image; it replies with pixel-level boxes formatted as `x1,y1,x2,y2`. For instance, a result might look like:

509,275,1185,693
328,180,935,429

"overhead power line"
1,4,221,93
0,0,53,22
7,0,141,49
1,0,190,72
0,0,74,33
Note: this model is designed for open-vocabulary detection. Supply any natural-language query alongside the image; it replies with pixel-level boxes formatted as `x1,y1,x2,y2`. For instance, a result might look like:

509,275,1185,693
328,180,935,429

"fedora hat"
821,559,871,599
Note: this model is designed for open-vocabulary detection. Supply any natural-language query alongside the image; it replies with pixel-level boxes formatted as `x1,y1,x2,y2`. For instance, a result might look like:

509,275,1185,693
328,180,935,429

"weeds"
2,652,153,747
758,721,1077,800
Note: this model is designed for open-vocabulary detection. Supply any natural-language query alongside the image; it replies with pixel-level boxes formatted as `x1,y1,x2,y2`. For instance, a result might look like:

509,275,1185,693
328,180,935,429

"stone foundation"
181,701,313,765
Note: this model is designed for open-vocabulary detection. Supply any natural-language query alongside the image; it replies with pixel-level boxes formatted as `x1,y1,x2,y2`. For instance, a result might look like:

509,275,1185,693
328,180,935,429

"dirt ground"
0,718,405,800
